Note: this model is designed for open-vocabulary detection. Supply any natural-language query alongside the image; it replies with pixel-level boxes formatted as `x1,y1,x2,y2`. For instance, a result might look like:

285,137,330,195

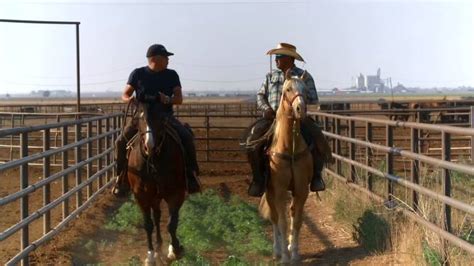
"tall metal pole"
76,23,81,113
269,54,272,73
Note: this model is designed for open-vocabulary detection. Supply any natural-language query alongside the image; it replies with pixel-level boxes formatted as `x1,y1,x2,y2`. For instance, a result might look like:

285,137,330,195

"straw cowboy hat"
266,43,304,62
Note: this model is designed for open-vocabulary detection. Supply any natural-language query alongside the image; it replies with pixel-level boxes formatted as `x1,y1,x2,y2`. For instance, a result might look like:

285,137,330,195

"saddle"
125,119,189,176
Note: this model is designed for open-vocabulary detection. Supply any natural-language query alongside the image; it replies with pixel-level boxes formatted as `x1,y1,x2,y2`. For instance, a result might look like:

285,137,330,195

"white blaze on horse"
259,70,313,263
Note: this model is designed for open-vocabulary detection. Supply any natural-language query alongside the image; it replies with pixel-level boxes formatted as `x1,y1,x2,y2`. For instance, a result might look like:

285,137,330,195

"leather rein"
268,91,309,163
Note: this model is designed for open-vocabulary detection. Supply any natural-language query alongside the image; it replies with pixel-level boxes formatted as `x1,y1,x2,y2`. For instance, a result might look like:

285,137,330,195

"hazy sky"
0,0,473,94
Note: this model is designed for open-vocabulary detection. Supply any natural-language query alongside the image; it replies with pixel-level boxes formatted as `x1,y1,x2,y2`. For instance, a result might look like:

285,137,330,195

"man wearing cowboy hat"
112,44,201,197
243,43,333,197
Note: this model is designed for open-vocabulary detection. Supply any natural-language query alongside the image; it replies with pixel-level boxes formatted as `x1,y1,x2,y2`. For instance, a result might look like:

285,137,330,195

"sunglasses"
275,54,289,60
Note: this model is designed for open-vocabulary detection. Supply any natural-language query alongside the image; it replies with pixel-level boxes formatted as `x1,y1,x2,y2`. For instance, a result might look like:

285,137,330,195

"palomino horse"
127,101,187,265
259,71,313,263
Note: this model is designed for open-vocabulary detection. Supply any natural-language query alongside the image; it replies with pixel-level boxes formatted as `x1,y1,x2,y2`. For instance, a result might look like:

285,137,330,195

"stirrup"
187,171,201,194
310,177,325,192
112,175,130,198
248,181,265,197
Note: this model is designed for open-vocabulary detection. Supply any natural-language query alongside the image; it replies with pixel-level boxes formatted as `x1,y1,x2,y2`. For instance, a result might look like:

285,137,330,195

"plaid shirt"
256,66,318,112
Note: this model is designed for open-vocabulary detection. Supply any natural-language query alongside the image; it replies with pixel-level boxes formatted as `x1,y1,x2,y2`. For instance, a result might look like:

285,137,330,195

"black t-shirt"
127,67,181,114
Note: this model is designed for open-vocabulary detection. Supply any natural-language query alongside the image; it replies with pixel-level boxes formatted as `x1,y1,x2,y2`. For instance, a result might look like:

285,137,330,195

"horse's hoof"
145,250,156,265
280,256,291,264
291,253,301,262
167,244,177,260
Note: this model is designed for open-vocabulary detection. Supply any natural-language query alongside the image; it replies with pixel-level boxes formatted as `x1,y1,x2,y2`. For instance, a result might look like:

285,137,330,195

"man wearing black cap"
112,44,201,197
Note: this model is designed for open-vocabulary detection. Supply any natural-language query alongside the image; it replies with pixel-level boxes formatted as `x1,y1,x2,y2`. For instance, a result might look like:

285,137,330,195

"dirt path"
26,175,402,265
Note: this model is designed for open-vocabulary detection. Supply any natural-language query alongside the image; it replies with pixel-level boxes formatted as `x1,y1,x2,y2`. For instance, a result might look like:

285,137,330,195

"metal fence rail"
0,113,122,265
311,110,474,257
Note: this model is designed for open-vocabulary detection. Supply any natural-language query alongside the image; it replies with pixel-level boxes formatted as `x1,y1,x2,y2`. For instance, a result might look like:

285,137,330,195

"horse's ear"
300,70,307,80
285,69,292,80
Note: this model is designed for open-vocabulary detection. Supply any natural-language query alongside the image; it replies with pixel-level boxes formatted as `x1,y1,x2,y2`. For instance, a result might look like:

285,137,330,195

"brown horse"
259,71,313,263
127,101,187,265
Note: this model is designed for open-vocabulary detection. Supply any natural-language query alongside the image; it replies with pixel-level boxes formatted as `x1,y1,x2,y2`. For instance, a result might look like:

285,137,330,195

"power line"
173,61,267,68
181,77,262,83
4,1,305,6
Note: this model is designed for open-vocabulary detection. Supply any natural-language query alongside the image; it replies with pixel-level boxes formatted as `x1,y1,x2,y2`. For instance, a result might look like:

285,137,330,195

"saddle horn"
285,69,292,80
300,70,307,80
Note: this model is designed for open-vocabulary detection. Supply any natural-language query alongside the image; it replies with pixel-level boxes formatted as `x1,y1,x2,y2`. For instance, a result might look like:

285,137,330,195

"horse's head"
280,69,307,120
137,101,166,156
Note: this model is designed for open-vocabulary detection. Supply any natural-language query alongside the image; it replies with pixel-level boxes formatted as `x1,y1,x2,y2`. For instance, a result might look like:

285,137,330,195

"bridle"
283,91,304,107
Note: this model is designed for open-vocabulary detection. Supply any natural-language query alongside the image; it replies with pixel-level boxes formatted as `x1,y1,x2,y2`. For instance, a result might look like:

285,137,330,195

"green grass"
105,190,271,264
173,189,272,264
422,241,443,266
104,200,142,233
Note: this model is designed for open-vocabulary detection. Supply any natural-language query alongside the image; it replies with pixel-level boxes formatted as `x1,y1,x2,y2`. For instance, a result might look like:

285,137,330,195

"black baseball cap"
146,44,174,57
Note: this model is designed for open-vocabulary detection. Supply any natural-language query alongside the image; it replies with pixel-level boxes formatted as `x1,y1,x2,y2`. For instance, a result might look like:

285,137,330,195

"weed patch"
104,201,142,233
176,190,271,262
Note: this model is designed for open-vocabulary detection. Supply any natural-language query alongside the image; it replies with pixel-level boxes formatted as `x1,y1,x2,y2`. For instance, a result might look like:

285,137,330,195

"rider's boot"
247,147,267,197
184,139,201,194
112,136,131,198
310,149,325,192
112,170,130,198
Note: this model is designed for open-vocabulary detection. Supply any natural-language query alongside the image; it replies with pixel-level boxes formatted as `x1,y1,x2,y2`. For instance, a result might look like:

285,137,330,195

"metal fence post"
43,129,51,235
349,120,356,183
75,122,82,208
441,130,452,262
386,124,394,203
366,122,373,191
335,118,342,176
20,132,29,266
105,117,111,182
87,121,93,199
61,126,69,219
97,119,103,189
411,126,420,212
205,110,210,162
10,114,14,160
470,106,473,162
112,116,118,178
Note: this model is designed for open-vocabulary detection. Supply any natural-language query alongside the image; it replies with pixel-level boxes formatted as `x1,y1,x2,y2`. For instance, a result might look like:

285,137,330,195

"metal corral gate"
311,110,474,260
0,114,122,265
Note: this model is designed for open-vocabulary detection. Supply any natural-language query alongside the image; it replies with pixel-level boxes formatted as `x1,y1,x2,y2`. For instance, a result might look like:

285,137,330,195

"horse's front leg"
166,207,183,260
288,192,308,262
141,208,156,265
152,204,164,263
275,192,290,263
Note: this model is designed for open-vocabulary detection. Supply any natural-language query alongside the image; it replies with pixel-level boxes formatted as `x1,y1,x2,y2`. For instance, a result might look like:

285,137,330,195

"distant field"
1,92,473,106
0,96,252,105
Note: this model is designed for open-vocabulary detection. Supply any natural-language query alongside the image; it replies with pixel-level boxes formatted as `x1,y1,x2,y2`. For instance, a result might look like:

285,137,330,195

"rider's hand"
128,95,138,105
263,108,275,119
159,92,171,104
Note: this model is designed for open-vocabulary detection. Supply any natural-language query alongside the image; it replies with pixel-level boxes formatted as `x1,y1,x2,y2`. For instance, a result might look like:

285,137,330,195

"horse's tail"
259,193,271,220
